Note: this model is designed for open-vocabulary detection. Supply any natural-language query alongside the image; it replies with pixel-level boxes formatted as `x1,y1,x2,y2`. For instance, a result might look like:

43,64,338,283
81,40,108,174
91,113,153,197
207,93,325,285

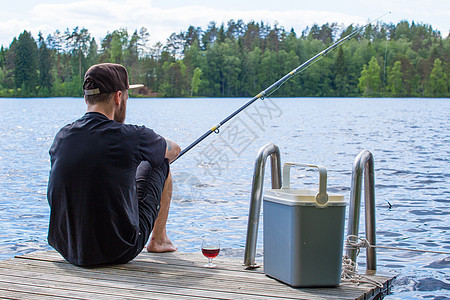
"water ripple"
1,97,449,299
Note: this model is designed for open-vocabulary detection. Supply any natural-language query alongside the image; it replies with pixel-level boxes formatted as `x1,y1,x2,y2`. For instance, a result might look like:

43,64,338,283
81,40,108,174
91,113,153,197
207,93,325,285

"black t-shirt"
47,112,166,266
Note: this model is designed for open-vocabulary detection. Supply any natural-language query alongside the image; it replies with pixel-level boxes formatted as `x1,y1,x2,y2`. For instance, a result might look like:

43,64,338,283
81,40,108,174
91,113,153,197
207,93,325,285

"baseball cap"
83,63,144,95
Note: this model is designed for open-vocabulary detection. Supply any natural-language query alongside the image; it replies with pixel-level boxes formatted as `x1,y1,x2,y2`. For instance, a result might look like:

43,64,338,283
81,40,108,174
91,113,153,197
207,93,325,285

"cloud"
0,0,448,47
0,0,367,47
0,19,31,46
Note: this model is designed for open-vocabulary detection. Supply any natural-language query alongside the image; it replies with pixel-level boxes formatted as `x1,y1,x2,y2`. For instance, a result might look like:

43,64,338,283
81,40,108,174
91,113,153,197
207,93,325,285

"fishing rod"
171,12,391,163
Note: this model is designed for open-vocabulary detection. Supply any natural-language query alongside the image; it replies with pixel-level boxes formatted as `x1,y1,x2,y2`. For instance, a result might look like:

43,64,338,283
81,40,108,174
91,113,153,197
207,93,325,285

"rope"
341,234,450,288
346,235,450,255
341,235,385,288
341,255,384,288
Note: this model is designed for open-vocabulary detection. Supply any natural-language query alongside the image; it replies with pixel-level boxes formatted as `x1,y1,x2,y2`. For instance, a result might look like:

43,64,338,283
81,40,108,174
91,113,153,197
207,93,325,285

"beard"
114,95,127,123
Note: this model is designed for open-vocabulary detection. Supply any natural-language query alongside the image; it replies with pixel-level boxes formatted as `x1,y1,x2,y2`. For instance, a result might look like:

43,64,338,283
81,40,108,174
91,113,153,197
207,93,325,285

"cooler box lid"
264,163,346,207
265,188,346,207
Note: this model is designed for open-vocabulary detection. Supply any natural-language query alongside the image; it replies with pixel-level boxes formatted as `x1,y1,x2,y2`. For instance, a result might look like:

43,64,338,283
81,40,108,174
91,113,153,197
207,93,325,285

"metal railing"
243,146,377,271
243,143,282,268
346,150,377,271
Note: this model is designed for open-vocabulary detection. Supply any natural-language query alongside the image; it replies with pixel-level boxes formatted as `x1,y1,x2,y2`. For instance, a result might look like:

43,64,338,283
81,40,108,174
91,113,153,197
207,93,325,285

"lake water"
0,97,449,299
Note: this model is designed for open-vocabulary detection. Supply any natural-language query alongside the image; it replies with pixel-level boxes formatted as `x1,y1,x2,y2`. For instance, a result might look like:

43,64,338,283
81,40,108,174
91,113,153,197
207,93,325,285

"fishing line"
265,56,325,99
383,35,389,96
346,235,450,256
171,12,391,163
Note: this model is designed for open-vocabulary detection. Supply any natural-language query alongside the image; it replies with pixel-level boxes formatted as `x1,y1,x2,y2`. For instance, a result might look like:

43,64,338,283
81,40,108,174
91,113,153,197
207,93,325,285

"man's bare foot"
147,234,177,253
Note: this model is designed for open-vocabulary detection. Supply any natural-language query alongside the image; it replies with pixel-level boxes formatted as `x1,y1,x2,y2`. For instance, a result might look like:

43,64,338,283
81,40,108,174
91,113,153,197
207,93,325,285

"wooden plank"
16,251,392,291
0,288,75,300
9,252,390,298
0,260,329,300
20,250,394,283
16,251,260,278
0,280,123,300
0,272,227,300
13,251,393,298
10,255,364,299
1,250,395,300
19,252,286,291
0,268,266,300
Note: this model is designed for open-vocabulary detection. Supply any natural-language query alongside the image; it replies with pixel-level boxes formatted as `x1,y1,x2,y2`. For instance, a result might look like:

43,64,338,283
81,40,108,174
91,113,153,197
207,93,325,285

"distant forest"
0,20,448,98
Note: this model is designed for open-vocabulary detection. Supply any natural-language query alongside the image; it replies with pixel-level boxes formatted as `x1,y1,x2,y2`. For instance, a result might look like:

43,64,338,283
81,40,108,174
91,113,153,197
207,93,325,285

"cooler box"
263,163,346,287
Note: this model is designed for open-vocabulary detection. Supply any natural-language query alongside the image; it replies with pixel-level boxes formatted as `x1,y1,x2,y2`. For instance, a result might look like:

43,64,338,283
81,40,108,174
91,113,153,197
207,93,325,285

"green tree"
86,38,98,67
201,42,224,96
47,30,64,80
125,30,141,84
184,26,201,48
340,25,357,40
165,32,185,58
38,32,53,95
265,23,282,52
137,27,151,57
15,31,38,95
1,19,449,98
0,46,8,91
0,46,5,68
67,27,91,77
225,19,244,40
223,54,241,96
100,29,128,63
318,23,336,44
1,38,17,91
296,39,324,96
202,22,218,49
333,46,350,96
241,47,262,96
217,24,226,44
394,55,417,96
258,50,277,92
358,56,382,97
386,61,405,96
182,42,204,92
110,29,127,63
160,60,188,97
242,21,260,51
425,58,448,97
190,67,203,96
276,50,300,96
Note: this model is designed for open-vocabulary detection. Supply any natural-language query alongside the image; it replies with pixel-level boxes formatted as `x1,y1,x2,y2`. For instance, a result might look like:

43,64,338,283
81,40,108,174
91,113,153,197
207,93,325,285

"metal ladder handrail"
243,146,377,271
346,150,377,271
243,143,282,268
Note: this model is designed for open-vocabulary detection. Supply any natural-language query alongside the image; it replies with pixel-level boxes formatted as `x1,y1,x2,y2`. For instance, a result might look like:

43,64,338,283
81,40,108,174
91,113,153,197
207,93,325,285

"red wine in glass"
202,238,220,267
202,248,220,259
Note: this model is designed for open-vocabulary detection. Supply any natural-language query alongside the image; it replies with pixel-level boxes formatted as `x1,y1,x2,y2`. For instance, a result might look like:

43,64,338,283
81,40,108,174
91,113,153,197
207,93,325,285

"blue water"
0,97,449,299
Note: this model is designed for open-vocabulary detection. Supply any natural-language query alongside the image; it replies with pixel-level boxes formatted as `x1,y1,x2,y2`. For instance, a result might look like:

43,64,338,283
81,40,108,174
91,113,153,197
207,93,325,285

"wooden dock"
0,250,395,299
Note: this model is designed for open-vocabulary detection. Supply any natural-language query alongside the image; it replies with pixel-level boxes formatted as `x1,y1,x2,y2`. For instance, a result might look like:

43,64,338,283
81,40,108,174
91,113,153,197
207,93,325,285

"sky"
0,0,449,48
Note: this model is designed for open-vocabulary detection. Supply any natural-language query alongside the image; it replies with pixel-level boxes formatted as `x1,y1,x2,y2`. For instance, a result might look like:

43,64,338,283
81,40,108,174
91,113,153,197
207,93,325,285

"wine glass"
201,238,220,268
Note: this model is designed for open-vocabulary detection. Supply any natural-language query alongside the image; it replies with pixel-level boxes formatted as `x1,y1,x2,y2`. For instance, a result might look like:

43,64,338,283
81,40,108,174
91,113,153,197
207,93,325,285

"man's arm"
165,138,181,163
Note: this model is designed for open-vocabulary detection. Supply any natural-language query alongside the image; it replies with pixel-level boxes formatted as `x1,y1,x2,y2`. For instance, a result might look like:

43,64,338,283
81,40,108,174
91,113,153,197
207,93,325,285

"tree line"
0,20,448,98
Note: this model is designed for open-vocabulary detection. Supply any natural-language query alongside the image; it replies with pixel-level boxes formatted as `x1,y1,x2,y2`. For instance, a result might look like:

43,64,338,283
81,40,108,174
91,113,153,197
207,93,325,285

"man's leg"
146,171,177,253
111,160,175,264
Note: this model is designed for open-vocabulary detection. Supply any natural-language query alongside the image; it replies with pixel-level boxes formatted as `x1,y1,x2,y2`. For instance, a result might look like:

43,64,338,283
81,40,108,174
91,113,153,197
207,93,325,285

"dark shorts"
111,159,170,264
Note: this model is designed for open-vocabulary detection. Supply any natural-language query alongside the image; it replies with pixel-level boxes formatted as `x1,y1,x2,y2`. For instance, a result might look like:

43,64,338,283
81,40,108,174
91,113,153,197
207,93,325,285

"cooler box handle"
282,163,329,206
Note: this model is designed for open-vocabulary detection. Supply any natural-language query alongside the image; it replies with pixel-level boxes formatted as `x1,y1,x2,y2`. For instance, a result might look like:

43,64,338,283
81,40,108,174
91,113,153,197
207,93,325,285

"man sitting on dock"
47,63,181,267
